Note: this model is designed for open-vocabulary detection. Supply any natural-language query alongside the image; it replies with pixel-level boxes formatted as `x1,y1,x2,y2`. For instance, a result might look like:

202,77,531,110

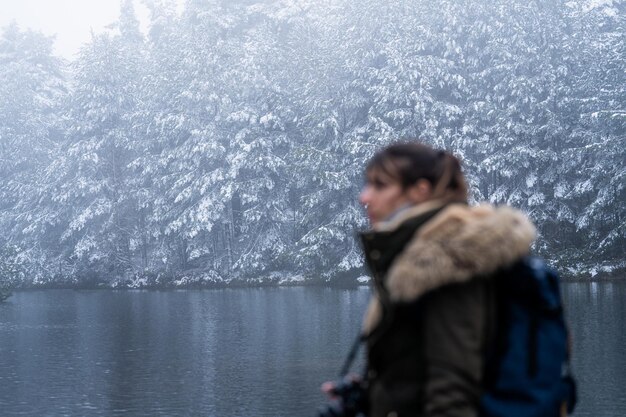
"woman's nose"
359,187,371,206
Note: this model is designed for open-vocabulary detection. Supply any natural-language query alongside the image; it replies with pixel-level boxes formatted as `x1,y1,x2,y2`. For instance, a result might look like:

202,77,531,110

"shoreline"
5,274,626,293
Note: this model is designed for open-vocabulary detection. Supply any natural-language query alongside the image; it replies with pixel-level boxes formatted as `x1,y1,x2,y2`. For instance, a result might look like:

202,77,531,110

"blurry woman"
356,141,535,417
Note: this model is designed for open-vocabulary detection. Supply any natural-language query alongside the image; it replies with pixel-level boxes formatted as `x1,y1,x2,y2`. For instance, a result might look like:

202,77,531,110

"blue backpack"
481,257,577,417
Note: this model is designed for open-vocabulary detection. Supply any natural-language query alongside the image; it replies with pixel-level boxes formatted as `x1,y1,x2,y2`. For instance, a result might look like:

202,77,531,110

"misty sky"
0,0,156,59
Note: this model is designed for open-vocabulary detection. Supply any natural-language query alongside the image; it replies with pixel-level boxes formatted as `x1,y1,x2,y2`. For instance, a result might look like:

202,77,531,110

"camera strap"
339,332,366,377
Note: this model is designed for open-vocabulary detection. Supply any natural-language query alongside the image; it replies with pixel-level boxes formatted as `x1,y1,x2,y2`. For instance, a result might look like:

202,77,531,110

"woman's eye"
371,180,388,190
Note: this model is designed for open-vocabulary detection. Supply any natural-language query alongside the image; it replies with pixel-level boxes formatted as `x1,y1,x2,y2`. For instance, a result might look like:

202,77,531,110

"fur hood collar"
362,203,536,333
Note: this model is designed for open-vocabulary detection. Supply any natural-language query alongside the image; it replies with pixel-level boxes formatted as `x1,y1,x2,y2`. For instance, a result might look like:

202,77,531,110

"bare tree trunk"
224,222,233,272
180,237,188,270
140,208,148,269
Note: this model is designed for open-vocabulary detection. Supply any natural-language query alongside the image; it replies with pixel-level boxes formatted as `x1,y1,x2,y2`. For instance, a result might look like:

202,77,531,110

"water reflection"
0,288,370,416
0,283,624,416
563,281,626,417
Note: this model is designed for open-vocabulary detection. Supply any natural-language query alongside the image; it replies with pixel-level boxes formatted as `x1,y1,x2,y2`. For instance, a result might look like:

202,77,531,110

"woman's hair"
366,141,468,203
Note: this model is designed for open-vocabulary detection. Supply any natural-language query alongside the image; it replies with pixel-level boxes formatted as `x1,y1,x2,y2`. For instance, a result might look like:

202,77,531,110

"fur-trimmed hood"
362,203,536,333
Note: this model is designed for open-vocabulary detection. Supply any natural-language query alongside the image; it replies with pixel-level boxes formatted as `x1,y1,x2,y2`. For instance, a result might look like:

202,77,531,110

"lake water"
0,283,624,416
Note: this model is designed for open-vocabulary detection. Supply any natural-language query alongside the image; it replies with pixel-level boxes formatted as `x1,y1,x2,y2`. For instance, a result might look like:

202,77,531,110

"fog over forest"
0,0,623,290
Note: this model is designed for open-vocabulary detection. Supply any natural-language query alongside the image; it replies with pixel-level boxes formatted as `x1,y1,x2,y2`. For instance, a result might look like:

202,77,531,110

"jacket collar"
382,203,536,303
359,200,449,280
361,203,537,333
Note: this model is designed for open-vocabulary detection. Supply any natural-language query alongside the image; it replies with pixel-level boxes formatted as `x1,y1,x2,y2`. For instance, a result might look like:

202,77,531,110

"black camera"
317,377,368,417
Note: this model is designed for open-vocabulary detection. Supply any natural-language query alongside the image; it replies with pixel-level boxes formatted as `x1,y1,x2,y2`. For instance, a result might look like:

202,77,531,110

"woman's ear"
406,179,433,204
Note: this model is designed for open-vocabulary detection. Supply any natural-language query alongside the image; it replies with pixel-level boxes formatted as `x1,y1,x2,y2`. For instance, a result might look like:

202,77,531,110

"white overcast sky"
0,0,157,59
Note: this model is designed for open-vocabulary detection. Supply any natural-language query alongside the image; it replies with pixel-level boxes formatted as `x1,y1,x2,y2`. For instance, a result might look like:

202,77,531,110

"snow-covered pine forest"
0,0,623,289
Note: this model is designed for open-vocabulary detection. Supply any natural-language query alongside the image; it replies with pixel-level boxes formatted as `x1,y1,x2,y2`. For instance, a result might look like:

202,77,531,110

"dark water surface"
562,282,626,417
0,283,624,416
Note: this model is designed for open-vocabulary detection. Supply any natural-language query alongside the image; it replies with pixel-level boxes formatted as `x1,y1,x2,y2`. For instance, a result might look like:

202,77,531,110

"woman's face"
359,169,412,225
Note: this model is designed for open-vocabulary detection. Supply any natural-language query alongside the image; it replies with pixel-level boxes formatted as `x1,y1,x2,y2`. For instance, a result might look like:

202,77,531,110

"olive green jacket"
360,201,536,417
